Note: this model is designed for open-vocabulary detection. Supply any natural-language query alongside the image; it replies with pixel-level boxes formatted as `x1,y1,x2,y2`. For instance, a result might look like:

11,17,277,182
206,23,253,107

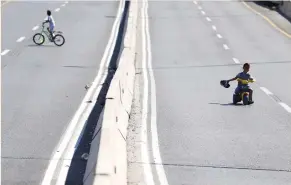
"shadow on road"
209,102,245,106
252,1,291,23
63,1,130,185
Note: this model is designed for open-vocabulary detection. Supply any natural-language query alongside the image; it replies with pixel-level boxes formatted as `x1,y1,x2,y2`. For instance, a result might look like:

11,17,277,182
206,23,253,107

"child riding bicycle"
43,10,55,41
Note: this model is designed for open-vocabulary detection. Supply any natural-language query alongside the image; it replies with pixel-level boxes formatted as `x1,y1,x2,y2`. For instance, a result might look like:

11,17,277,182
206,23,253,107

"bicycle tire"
53,34,65,46
33,33,45,45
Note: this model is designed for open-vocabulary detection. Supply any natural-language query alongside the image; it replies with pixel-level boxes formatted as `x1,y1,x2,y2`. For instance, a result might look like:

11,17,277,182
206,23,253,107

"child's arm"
227,77,238,83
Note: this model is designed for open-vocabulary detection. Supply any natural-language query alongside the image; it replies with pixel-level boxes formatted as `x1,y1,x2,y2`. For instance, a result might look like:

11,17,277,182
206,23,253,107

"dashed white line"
1,49,10,56
206,17,211,22
279,102,291,113
193,1,197,5
201,10,206,15
260,87,273,95
64,1,68,4
16,36,25,42
212,25,217,31
32,25,39,31
216,34,222,39
223,44,229,50
232,58,240,64
55,8,60,12
61,4,66,7
198,6,202,10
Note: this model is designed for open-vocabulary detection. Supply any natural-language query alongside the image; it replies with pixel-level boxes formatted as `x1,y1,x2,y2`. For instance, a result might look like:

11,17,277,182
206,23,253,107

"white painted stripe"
201,10,206,15
32,25,39,31
212,25,217,31
260,87,273,95
16,36,25,42
193,1,197,4
141,0,155,184
65,1,68,3
223,44,229,50
145,1,169,185
232,58,240,64
206,17,211,22
55,8,60,12
61,4,66,7
198,6,202,10
1,49,10,56
216,34,222,38
40,0,125,184
279,102,291,113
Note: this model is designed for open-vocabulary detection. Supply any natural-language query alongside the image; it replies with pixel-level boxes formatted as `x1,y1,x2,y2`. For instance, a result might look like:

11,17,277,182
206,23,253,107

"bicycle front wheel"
33,33,45,45
53,34,65,46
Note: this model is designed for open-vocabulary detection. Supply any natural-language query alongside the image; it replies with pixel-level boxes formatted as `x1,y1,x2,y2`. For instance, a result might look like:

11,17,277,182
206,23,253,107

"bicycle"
33,24,65,46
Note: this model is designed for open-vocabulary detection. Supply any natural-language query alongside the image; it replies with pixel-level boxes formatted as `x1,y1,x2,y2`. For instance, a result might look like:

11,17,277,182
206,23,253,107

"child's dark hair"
243,63,250,69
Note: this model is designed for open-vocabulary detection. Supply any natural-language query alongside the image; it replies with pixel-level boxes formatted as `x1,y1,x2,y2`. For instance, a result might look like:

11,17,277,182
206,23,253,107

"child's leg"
248,88,253,101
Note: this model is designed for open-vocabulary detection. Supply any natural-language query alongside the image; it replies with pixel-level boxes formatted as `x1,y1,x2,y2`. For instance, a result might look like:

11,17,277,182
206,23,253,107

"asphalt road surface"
1,1,118,184
128,1,291,185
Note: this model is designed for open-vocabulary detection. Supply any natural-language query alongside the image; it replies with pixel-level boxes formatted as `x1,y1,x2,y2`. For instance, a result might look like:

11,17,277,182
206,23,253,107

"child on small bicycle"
226,63,254,104
43,10,56,41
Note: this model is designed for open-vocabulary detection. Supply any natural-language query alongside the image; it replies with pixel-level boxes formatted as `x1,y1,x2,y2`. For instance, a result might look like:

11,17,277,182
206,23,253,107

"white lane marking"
40,0,124,184
55,8,60,12
16,36,25,42
193,1,197,4
206,17,211,22
144,1,169,185
201,10,206,15
65,1,68,3
279,102,291,113
232,58,240,64
260,87,273,96
1,49,10,56
141,0,155,184
32,25,39,31
216,34,222,39
212,25,217,31
223,44,229,50
198,6,202,10
61,4,66,7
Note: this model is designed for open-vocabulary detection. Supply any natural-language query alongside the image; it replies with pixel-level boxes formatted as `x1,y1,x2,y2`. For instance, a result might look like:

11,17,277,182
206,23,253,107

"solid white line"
198,6,202,10
1,49,10,56
278,102,291,113
145,1,169,185
40,0,124,185
216,34,222,39
232,58,240,64
61,4,66,7
201,10,206,15
141,0,155,184
223,44,229,50
16,36,25,42
32,25,39,31
193,1,197,5
206,17,211,22
55,8,60,12
212,25,217,31
260,87,273,96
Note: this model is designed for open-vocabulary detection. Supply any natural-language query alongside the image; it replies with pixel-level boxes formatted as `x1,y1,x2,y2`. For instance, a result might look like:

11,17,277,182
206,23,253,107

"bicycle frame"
40,25,52,40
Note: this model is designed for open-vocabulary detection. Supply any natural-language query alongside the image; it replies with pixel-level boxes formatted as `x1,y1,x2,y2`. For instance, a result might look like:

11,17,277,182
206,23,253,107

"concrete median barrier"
279,0,291,20
83,0,138,184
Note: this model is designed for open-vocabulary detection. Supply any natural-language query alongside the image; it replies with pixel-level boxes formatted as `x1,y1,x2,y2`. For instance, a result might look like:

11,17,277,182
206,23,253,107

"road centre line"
193,1,197,5
61,4,66,7
40,0,124,184
232,58,240,64
1,49,10,56
55,8,60,12
206,17,211,22
212,25,217,31
144,0,169,185
279,102,291,113
198,6,202,10
201,10,205,15
260,87,273,95
16,36,25,42
223,44,229,50
32,25,39,31
216,34,222,38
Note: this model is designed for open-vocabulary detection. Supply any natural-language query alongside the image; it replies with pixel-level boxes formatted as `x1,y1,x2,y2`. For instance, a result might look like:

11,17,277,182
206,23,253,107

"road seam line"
1,49,10,56
16,36,25,42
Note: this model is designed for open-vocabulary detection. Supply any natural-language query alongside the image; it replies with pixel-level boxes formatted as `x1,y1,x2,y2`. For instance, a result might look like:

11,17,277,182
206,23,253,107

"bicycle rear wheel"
53,34,65,46
33,33,45,45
